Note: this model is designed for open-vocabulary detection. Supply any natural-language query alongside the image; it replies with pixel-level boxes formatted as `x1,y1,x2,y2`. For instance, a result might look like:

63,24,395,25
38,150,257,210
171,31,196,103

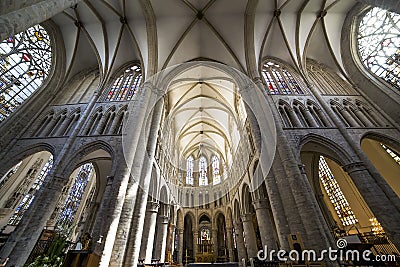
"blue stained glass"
8,155,54,226
56,163,94,228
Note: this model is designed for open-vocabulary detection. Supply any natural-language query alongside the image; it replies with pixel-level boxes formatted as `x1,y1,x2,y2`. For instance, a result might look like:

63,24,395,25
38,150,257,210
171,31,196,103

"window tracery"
0,24,52,121
199,156,208,186
318,156,358,226
212,155,221,185
186,156,194,185
104,64,142,102
358,7,400,90
262,61,305,94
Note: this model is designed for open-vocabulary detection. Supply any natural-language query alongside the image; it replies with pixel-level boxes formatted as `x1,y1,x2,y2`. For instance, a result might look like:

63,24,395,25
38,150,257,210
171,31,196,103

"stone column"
241,214,258,258
153,215,170,262
193,231,199,258
139,200,159,263
55,115,72,136
212,229,218,257
0,175,67,266
226,227,234,261
340,107,360,127
343,162,400,249
304,108,319,127
253,199,277,250
0,0,82,41
178,229,184,265
354,108,374,127
233,221,247,262
288,108,303,127
166,223,176,263
119,93,164,267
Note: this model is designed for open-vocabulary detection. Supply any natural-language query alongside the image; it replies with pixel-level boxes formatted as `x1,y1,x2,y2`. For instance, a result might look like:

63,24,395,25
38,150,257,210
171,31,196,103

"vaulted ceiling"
51,0,360,82
50,0,361,167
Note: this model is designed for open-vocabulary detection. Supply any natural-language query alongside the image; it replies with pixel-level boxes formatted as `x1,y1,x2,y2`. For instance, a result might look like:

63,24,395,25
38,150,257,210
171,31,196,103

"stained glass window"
0,161,22,188
104,65,142,101
262,61,304,94
186,156,194,185
8,155,53,226
199,156,208,186
56,163,94,228
318,156,358,226
201,228,211,241
0,25,52,122
381,143,400,165
358,7,400,90
212,155,221,185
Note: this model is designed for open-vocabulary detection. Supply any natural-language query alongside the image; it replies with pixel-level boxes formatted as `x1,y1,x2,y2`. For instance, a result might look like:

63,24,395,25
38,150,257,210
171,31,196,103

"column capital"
147,201,159,212
240,213,253,222
342,162,366,174
252,199,268,210
160,215,169,224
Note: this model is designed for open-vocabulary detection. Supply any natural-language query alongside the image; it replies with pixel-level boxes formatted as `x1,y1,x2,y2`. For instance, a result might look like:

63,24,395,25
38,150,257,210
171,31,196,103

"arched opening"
300,139,400,255
361,135,400,197
183,213,194,263
0,151,53,237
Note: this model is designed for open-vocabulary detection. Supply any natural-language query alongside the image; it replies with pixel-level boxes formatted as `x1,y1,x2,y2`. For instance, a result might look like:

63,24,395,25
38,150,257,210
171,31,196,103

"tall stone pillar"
178,229,184,265
226,227,234,261
212,229,218,257
154,215,170,262
343,162,400,249
241,214,258,258
253,199,277,250
119,94,164,267
166,223,176,263
0,175,67,266
193,232,199,259
139,200,159,263
0,0,82,41
233,221,247,262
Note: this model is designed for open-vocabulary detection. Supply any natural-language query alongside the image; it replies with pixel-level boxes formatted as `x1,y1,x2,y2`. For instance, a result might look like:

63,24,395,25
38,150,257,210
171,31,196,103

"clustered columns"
240,214,258,258
233,220,247,262
138,200,159,263
252,198,277,250
225,227,234,261
177,229,184,265
153,204,170,262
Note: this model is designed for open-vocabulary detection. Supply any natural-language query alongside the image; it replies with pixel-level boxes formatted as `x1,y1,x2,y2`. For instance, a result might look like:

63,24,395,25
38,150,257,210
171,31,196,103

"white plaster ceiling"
50,0,359,82
50,0,360,166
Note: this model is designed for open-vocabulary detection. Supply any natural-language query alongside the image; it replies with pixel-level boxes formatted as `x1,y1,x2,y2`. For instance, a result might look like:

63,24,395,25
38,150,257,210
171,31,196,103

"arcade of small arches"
0,1,400,267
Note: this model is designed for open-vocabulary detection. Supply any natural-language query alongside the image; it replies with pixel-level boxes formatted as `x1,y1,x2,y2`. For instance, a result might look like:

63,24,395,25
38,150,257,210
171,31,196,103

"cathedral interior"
0,0,400,266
